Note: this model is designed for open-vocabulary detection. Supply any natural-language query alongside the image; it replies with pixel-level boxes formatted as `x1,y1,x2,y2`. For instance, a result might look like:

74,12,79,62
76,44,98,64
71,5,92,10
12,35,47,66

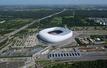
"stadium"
38,27,73,43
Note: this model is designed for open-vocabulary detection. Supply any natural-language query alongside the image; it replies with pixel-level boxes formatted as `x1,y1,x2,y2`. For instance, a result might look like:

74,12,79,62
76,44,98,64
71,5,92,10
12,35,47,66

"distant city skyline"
0,0,107,5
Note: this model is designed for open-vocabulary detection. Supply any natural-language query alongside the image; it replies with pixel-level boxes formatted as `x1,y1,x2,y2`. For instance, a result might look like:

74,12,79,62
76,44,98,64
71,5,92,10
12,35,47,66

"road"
74,30,107,35
0,9,66,68
7,9,66,37
0,9,66,44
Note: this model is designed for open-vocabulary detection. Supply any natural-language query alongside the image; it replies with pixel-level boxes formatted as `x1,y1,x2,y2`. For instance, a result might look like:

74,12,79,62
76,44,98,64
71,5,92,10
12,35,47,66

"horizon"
0,0,107,5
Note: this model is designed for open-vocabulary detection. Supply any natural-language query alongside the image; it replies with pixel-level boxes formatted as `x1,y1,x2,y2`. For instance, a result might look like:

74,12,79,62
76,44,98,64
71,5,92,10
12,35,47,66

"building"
48,48,81,60
38,27,73,43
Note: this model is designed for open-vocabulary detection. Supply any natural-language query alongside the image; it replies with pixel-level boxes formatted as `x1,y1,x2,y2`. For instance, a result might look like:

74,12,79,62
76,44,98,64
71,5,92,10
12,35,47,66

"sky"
0,0,107,5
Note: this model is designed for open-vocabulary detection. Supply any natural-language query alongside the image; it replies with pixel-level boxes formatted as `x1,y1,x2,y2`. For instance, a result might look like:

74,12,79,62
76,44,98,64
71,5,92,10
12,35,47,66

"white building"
38,27,73,43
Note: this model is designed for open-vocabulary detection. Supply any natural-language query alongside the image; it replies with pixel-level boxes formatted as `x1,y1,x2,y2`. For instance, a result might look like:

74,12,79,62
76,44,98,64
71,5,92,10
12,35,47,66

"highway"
0,9,66,44
75,30,107,35
7,9,66,37
0,9,66,68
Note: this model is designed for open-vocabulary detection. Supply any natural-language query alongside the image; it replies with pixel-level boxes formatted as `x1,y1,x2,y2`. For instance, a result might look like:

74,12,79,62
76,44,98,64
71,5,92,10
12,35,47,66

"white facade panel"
38,27,73,43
